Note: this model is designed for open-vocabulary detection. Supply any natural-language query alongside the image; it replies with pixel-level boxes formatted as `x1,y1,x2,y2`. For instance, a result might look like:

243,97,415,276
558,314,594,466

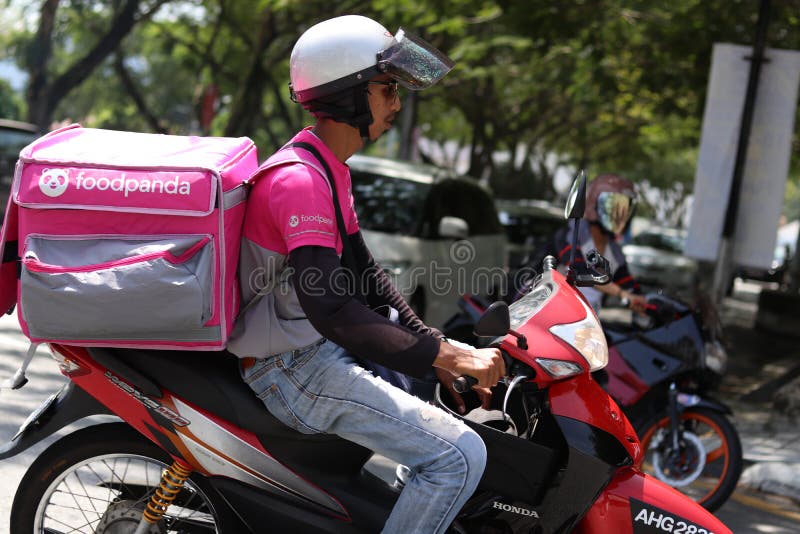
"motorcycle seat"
87,346,372,473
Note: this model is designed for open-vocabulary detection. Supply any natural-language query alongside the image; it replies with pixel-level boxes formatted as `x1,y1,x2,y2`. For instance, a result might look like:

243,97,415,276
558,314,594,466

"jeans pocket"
284,341,324,373
240,356,278,385
257,383,319,435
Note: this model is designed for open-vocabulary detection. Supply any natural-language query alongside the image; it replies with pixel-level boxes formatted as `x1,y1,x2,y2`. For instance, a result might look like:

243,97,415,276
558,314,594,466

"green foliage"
0,79,23,119
1,0,799,225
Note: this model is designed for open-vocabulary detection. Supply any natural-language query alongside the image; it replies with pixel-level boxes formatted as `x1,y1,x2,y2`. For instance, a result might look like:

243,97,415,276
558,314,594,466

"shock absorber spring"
140,460,193,525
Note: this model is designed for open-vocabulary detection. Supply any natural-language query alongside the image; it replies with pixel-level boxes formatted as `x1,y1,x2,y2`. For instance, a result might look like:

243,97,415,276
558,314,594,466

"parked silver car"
622,226,698,297
495,199,564,268
348,154,507,328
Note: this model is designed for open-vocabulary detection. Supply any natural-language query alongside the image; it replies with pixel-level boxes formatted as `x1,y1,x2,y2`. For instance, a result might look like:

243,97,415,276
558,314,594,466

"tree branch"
113,52,168,133
47,0,170,119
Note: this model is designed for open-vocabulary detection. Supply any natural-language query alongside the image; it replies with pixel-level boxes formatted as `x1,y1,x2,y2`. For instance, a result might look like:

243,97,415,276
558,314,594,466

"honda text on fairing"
1,172,731,533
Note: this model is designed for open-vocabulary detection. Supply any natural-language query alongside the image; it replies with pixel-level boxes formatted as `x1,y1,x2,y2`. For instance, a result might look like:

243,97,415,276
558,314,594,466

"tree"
3,0,798,218
0,79,23,120
5,1,172,130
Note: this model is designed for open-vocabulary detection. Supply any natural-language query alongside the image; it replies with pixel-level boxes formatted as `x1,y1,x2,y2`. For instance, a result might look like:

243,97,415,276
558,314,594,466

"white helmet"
290,16,394,103
289,15,453,113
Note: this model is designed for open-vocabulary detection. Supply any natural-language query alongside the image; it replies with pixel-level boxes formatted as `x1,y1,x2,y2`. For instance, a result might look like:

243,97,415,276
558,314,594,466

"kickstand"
1,342,40,391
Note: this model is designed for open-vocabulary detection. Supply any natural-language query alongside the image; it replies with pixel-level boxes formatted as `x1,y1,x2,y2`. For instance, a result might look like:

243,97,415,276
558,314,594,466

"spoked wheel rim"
640,410,735,508
33,453,217,533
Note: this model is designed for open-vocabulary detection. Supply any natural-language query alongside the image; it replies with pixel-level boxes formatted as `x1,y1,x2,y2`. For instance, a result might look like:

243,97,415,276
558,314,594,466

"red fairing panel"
574,467,732,534
549,374,642,463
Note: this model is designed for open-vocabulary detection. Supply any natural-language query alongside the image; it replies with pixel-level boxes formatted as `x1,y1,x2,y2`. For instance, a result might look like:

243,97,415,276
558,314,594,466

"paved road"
0,303,798,533
0,313,68,530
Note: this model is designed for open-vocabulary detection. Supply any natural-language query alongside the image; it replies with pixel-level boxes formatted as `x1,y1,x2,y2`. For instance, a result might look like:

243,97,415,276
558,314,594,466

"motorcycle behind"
597,293,742,512
1,172,731,533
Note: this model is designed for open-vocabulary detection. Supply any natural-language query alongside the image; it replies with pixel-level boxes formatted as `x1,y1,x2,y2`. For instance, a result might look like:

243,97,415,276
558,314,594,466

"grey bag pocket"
20,235,213,340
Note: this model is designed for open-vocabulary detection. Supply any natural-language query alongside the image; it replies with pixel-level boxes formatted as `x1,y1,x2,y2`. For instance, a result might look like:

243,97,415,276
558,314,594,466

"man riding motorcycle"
226,15,504,534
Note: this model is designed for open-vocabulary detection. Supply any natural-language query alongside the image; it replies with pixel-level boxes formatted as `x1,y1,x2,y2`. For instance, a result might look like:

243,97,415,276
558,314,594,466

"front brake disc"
651,431,707,487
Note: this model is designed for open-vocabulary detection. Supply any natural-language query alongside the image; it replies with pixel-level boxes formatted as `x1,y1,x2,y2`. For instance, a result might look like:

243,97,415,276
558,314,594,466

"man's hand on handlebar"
433,340,505,414
622,291,648,314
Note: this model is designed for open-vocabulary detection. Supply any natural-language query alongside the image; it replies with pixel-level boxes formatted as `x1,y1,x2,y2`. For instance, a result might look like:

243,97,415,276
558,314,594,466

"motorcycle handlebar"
452,375,479,394
451,352,519,394
642,294,689,324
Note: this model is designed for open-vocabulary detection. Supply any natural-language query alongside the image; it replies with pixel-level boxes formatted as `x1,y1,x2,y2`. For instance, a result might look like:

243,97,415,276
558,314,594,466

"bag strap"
288,142,361,279
238,141,366,318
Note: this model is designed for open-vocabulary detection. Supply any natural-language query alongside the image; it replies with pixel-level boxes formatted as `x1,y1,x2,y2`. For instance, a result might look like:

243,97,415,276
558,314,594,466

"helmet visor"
597,192,635,234
378,29,454,90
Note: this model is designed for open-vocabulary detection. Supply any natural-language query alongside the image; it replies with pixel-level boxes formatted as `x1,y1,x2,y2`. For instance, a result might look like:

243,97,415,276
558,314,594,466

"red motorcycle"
444,291,742,513
2,173,730,533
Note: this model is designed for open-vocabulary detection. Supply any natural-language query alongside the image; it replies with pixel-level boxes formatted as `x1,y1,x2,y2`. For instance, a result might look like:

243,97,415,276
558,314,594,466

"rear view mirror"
564,170,587,220
439,216,469,239
474,301,511,337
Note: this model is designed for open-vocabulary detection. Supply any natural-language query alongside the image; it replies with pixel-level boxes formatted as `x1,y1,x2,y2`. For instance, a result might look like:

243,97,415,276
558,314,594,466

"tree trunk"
788,221,800,294
113,53,168,133
398,91,418,161
224,10,274,138
25,0,60,128
25,0,168,130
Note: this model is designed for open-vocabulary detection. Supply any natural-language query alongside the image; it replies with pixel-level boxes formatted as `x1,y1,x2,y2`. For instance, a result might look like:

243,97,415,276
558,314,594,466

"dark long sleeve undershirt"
347,231,443,339
289,239,440,379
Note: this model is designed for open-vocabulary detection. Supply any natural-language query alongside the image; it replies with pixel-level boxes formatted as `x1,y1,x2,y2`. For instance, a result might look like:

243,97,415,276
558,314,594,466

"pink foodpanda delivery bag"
0,124,257,350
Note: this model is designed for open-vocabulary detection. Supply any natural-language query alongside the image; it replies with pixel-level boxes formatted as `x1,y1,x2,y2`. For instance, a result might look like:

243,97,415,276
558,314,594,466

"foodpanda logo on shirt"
290,214,333,227
301,214,333,225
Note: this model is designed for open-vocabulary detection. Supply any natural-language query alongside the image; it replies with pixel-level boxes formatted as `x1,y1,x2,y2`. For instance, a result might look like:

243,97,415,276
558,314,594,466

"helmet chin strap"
352,84,373,139
305,84,373,139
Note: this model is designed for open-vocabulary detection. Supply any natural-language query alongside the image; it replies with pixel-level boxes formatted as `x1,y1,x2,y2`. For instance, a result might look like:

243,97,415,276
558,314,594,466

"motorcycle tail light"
48,346,89,376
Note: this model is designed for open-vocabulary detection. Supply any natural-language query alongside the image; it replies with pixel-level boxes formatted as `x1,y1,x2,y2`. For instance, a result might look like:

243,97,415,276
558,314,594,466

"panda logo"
289,215,299,228
39,168,69,198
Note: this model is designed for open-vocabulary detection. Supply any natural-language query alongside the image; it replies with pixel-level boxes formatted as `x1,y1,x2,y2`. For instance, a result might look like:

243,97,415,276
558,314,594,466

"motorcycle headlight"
549,299,609,371
704,340,728,375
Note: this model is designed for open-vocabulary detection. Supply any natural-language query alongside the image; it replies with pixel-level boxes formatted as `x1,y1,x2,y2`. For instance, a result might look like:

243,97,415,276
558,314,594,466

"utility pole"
711,0,772,303
398,91,418,161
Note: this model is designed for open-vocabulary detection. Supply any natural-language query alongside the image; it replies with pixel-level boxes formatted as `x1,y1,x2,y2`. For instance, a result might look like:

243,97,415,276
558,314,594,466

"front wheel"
638,407,743,512
11,423,221,533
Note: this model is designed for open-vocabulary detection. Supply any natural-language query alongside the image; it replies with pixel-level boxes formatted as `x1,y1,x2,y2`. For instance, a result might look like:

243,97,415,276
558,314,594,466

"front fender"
574,467,731,534
678,393,733,415
0,381,113,460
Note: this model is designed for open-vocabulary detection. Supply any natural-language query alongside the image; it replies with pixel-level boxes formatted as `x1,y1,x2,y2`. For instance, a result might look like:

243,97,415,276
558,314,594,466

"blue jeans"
240,339,486,534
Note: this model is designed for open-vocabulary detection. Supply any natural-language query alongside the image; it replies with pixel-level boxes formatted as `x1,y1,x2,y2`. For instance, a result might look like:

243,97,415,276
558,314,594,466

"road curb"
740,462,800,504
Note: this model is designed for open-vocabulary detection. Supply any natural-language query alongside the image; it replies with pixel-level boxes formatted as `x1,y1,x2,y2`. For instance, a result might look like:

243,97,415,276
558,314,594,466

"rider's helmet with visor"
289,15,454,138
584,173,637,236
